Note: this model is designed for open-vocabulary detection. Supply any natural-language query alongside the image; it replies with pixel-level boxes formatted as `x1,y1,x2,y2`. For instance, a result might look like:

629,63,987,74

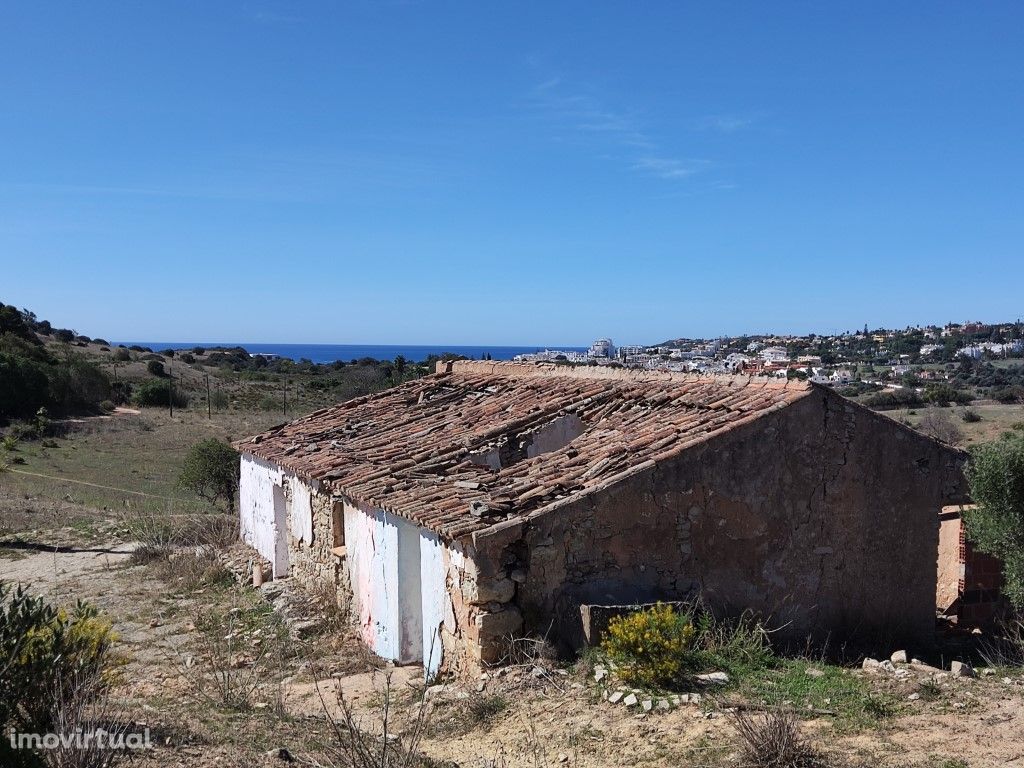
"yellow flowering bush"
601,603,697,688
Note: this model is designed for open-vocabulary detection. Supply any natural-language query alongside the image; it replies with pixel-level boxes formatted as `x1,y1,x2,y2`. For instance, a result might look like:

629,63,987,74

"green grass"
1,409,284,519
739,659,898,732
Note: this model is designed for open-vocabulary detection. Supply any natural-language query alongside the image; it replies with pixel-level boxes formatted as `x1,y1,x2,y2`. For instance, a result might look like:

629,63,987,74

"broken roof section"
238,361,813,539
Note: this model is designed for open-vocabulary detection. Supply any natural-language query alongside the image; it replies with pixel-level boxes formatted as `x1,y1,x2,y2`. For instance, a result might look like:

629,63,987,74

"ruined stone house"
236,361,969,677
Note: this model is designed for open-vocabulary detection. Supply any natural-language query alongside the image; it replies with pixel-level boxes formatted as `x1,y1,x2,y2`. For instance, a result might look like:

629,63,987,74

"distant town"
515,320,1024,391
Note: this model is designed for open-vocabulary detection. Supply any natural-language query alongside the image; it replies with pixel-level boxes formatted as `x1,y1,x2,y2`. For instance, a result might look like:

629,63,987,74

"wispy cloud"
524,71,710,180
691,115,754,133
632,157,700,180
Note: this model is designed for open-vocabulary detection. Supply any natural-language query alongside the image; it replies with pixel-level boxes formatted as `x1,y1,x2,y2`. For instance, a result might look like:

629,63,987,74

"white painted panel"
271,483,289,578
344,501,400,660
396,516,423,664
239,454,282,567
288,478,314,544
419,530,445,679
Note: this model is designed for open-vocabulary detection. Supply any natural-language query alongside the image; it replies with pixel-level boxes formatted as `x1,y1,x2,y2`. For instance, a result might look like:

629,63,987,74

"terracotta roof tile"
237,361,813,540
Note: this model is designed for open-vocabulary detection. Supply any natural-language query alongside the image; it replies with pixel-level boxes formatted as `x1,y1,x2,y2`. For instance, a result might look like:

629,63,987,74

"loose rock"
696,671,730,685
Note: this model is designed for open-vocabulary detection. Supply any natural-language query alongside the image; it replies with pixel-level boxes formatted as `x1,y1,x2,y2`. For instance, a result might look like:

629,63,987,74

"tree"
964,435,1024,608
178,439,239,513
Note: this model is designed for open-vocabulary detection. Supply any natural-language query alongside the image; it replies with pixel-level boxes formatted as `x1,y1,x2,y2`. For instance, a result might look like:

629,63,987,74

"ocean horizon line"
112,341,591,365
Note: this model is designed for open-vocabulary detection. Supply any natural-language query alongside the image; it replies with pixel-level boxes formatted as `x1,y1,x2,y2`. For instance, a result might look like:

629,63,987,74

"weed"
172,596,288,711
917,678,943,702
316,671,434,768
731,708,824,768
427,693,508,737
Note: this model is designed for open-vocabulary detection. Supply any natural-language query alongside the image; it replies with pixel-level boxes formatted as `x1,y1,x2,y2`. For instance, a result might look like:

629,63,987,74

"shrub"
259,395,282,412
0,353,51,419
731,709,822,768
601,603,697,687
178,439,240,513
209,390,230,411
992,386,1024,404
99,399,115,413
112,347,130,362
964,435,1024,608
0,583,121,767
146,359,165,377
923,383,973,406
133,380,188,408
863,389,923,410
179,352,195,365
961,408,982,423
48,355,111,413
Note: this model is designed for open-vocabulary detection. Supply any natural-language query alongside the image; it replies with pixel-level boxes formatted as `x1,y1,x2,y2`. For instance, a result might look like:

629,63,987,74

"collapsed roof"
238,361,813,539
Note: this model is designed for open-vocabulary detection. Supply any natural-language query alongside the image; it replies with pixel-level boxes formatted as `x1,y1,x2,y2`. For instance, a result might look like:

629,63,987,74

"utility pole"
283,380,288,417
168,360,174,418
206,373,212,419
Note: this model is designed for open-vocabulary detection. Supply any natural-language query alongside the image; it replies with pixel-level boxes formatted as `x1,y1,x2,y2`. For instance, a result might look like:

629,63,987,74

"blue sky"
1,2,1022,345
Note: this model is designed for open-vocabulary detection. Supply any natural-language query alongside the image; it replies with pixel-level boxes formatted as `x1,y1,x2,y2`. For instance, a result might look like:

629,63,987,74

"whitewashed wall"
419,530,446,679
343,499,451,672
289,477,315,544
238,454,289,578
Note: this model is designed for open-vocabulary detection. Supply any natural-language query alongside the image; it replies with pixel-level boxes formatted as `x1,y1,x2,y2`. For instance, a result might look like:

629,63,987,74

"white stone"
805,668,825,678
657,699,672,710
696,671,729,685
623,693,638,707
890,650,908,664
608,691,624,704
641,699,653,713
862,658,881,671
907,693,921,701
879,660,896,673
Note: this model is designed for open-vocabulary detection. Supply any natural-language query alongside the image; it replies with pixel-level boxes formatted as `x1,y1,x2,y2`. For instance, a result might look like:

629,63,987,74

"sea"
113,342,588,365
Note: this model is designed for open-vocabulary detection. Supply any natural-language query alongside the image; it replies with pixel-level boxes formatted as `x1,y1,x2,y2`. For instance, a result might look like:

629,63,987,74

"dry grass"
171,594,290,712
889,402,1024,446
316,672,440,768
731,709,825,768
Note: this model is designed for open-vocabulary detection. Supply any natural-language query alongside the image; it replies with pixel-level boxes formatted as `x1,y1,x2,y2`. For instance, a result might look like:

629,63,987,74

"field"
880,402,1024,447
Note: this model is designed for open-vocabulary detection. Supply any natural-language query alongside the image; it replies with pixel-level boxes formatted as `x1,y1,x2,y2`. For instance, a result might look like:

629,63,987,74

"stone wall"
471,386,969,654
286,484,349,609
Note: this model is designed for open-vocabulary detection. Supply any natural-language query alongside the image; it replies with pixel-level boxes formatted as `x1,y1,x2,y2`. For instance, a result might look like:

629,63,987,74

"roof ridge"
437,359,810,390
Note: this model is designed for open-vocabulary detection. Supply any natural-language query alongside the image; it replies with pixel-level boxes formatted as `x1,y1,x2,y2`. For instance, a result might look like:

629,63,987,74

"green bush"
0,353,50,419
209,390,230,410
964,435,1024,608
48,355,110,412
146,359,166,377
0,582,120,767
863,389,923,410
112,347,131,362
133,380,189,408
601,603,697,687
923,383,973,406
178,438,240,513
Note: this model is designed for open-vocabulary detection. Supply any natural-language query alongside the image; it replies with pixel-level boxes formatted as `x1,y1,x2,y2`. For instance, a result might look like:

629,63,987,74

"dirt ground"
2,492,1024,768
